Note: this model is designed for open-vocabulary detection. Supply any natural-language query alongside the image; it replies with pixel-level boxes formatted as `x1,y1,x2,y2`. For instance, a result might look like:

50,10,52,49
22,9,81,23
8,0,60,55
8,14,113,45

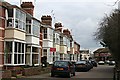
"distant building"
93,48,113,62
80,50,90,60
73,41,80,61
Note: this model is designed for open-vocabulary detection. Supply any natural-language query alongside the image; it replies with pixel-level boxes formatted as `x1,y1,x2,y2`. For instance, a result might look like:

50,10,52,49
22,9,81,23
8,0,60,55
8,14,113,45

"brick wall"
22,67,51,76
0,4,5,67
1,70,11,79
21,2,34,16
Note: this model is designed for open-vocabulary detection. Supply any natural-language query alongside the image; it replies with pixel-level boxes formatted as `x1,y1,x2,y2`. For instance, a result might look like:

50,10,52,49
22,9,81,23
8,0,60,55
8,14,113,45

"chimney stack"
63,29,71,36
54,22,63,32
21,2,34,16
41,15,52,26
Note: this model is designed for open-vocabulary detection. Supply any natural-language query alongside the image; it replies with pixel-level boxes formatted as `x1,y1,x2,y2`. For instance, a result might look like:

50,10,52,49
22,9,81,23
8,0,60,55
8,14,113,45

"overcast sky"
5,0,118,53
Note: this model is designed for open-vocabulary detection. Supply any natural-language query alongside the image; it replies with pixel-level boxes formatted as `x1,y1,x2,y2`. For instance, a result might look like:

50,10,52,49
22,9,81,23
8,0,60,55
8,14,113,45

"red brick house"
0,1,7,69
93,48,113,62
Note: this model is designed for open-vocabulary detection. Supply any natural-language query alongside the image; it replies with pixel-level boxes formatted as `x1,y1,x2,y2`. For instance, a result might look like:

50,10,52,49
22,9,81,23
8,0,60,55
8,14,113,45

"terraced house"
0,0,81,70
0,1,42,70
41,15,54,64
0,1,7,68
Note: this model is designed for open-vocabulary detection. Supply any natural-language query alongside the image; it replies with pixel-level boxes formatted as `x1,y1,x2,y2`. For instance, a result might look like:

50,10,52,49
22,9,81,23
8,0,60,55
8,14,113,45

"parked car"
109,61,115,65
71,61,76,65
98,61,105,65
75,60,91,72
91,60,97,67
51,60,75,78
87,60,93,69
105,60,110,64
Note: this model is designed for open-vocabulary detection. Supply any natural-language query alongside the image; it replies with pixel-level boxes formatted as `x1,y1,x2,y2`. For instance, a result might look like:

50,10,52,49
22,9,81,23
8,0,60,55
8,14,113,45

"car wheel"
51,73,54,77
73,72,75,76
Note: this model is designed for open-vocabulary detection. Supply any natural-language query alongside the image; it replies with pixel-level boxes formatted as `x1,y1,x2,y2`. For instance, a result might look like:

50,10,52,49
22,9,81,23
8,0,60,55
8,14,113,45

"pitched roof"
93,48,109,53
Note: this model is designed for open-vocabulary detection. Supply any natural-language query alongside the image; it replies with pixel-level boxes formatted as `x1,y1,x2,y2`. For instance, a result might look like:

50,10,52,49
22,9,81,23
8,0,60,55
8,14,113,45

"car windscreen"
54,61,68,67
76,61,86,64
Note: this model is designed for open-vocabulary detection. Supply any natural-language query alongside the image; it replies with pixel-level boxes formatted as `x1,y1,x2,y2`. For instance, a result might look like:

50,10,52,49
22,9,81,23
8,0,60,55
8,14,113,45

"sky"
5,0,118,53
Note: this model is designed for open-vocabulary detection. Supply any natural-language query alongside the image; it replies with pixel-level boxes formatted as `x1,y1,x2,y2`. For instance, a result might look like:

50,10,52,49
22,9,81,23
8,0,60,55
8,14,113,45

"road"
22,65,114,80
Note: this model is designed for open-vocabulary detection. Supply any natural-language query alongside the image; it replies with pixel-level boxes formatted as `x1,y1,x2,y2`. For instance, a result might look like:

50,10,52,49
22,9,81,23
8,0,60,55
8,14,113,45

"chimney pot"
41,15,52,26
21,2,34,16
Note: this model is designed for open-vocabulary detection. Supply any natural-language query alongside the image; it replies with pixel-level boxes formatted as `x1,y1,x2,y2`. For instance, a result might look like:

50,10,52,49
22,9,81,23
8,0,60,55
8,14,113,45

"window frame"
43,28,47,39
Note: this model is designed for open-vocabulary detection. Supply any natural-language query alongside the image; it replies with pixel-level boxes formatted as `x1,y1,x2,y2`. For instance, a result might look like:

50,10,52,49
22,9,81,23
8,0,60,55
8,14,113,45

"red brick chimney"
21,2,34,16
41,15,52,26
63,29,71,36
54,22,63,32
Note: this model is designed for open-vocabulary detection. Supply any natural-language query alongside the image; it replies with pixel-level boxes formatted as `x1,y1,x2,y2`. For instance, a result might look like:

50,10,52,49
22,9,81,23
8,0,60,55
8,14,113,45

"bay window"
26,20,31,34
5,41,12,64
32,20,40,37
43,49,47,56
14,42,25,64
32,54,39,64
5,41,25,65
7,8,26,31
43,28,47,39
15,9,26,30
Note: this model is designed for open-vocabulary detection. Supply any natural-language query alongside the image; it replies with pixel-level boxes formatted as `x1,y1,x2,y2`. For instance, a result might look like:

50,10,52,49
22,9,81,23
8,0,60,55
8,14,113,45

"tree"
94,9,120,67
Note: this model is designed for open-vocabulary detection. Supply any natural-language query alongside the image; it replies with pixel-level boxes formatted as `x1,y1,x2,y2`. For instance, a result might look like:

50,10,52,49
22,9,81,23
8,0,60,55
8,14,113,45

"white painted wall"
54,44,60,52
81,53,90,60
60,46,67,54
43,40,53,47
47,48,53,64
5,29,26,40
48,28,54,41
26,35,39,45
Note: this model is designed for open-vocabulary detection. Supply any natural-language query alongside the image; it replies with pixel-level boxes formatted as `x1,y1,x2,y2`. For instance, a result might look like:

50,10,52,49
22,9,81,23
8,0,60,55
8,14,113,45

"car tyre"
73,72,75,76
51,73,54,77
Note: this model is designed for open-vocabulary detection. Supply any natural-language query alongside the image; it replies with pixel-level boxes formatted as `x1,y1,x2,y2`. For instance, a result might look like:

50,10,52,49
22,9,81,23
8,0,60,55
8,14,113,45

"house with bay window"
25,16,40,66
59,33,68,60
4,5,26,66
70,40,74,61
0,1,81,69
62,28,75,61
74,41,80,61
54,23,67,60
41,15,54,64
53,30,60,61
53,23,62,61
2,1,41,67
65,36,71,60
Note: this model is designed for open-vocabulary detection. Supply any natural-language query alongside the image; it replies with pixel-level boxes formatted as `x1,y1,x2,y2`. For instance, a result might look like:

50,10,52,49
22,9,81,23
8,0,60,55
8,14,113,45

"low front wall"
22,66,51,76
1,70,11,79
0,66,51,78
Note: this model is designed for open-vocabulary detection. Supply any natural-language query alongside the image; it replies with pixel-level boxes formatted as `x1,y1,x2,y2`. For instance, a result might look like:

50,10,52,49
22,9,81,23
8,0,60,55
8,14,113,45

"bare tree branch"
106,0,119,6
113,0,119,6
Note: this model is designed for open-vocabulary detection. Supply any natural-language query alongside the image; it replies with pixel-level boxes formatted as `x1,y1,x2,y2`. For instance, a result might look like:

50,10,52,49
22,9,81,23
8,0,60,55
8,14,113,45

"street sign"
50,48,56,52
